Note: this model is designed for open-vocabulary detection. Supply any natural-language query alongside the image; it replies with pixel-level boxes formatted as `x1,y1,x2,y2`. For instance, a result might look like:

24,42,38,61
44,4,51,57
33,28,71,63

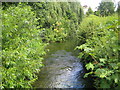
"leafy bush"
97,0,115,16
42,20,68,42
76,15,120,88
2,4,46,88
29,2,83,42
77,15,117,43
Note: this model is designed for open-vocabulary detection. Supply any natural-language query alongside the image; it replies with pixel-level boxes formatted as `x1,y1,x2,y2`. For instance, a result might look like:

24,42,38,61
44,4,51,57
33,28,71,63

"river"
33,40,93,88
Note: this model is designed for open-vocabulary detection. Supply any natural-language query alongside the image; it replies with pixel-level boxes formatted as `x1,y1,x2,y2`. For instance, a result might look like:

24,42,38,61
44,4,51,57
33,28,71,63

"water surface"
33,40,92,88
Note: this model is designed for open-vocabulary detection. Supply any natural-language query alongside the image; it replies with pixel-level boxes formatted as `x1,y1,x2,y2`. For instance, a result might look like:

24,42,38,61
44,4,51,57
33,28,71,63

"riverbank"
76,14,119,88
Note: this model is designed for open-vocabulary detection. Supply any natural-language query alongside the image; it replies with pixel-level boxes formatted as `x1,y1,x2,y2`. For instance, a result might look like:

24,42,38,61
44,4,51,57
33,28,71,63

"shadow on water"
33,39,93,88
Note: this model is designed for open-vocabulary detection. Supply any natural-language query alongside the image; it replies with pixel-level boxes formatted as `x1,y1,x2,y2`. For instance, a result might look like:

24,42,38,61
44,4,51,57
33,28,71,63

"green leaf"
84,47,93,53
109,63,118,69
85,62,94,70
99,58,106,63
78,53,84,58
95,68,106,78
84,72,93,78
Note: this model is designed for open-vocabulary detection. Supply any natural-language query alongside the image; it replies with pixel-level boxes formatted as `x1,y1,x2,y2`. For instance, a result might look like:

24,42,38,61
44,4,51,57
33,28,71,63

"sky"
79,0,120,11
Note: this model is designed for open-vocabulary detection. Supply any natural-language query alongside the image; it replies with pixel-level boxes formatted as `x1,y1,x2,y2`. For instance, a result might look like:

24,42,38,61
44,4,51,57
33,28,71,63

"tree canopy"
98,0,115,16
86,7,93,16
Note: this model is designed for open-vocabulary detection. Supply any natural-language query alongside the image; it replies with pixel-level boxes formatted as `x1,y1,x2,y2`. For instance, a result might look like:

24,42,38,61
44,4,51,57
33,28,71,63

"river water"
33,40,93,88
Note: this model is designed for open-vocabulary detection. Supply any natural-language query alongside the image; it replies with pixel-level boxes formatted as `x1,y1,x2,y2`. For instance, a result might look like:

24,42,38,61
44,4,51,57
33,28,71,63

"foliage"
29,2,83,42
1,2,84,88
76,14,120,88
2,4,46,88
86,7,93,16
2,1,119,89
2,2,19,10
97,0,115,16
116,3,120,14
0,5,2,89
94,10,100,16
76,15,109,43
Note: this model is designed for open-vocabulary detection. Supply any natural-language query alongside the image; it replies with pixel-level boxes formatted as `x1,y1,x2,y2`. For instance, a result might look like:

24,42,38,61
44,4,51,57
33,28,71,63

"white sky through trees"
79,0,120,11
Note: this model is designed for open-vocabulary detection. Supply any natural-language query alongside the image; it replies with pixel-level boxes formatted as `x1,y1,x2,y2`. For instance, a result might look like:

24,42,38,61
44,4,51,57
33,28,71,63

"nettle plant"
76,16,120,88
2,4,46,88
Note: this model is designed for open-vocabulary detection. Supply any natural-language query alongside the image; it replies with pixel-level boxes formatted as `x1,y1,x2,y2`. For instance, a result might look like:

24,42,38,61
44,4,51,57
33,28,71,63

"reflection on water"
33,40,93,88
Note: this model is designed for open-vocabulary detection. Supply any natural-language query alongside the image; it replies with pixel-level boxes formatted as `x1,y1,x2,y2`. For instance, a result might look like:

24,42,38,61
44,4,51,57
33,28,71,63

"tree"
94,10,100,16
98,0,115,16
86,7,93,16
116,2,120,14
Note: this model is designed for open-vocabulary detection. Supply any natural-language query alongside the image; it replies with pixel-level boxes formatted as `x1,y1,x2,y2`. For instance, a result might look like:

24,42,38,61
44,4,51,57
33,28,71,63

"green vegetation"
2,4,46,88
76,14,119,88
1,1,119,89
1,2,83,88
86,7,93,16
97,0,115,16
29,2,83,42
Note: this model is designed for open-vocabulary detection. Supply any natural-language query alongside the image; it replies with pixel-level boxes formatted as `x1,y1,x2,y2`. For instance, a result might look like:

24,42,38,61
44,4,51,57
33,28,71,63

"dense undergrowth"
1,2,119,89
76,14,120,88
2,4,46,88
29,2,83,42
